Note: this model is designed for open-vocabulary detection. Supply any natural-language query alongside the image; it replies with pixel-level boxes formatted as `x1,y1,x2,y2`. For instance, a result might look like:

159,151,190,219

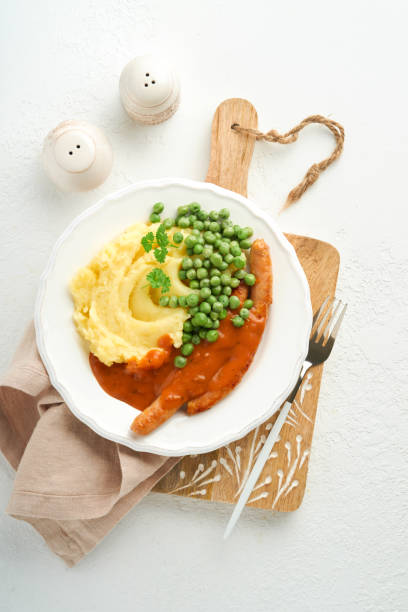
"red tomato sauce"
89,288,267,415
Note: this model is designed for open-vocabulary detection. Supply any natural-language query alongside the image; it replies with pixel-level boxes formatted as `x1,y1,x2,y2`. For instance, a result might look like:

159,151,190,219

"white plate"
35,178,312,456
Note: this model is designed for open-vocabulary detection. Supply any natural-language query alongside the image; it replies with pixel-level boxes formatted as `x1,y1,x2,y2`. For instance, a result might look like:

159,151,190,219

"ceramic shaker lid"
42,120,113,192
119,55,180,125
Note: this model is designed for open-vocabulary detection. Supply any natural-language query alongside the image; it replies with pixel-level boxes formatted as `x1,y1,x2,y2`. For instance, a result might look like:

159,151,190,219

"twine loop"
232,115,344,210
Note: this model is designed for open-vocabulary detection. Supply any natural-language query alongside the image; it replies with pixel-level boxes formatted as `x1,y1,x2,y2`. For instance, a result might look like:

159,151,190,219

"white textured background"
1,1,407,611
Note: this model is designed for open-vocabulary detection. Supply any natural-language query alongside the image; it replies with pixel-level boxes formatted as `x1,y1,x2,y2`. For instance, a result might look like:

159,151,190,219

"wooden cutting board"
154,99,340,511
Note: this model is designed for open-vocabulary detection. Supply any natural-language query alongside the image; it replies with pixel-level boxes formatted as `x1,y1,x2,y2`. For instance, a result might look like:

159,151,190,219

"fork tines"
312,296,347,343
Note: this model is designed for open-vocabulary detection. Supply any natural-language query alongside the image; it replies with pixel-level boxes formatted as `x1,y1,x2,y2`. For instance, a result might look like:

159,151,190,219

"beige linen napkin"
0,324,179,566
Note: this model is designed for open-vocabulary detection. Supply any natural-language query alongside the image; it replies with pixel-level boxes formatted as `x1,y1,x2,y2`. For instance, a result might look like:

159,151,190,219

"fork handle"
287,360,312,402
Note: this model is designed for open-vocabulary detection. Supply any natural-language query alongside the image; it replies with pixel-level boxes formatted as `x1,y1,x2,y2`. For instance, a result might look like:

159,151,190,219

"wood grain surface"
154,99,340,511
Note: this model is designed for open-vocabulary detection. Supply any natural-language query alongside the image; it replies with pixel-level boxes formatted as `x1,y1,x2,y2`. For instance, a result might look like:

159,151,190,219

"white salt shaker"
119,55,180,125
42,120,113,192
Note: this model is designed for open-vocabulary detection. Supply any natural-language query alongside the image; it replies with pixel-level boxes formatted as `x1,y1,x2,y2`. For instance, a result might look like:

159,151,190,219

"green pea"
153,202,164,214
190,308,200,318
193,243,203,254
200,302,211,314
240,308,250,319
192,228,200,237
210,311,219,321
214,239,222,250
229,296,240,310
206,330,219,342
210,268,221,277
202,246,213,258
185,235,197,249
186,293,199,307
200,278,210,288
219,261,228,270
244,273,256,286
178,205,189,216
223,226,234,238
150,212,161,223
237,228,250,240
212,285,222,295
186,269,197,280
189,215,197,225
200,287,211,299
186,247,194,256
209,221,220,232
232,315,245,328
199,329,208,339
212,320,220,329
174,355,187,368
189,280,200,289
209,210,219,221
192,258,202,269
240,239,252,250
225,253,234,264
215,232,222,239
218,309,228,320
169,296,178,308
197,268,208,280
182,257,193,270
219,294,229,307
203,220,211,229
230,239,239,248
178,296,187,307
219,208,230,219
233,225,241,234
230,244,241,257
159,296,169,307
210,275,221,286
222,286,232,296
183,321,193,332
162,217,173,230
178,270,187,280
213,301,223,313
191,334,201,345
197,210,208,220
244,299,254,309
230,277,240,288
245,227,254,237
218,241,230,255
208,295,217,306
233,256,246,269
182,332,192,343
181,343,194,356
203,259,211,269
204,231,216,244
192,312,208,327
220,273,231,286
193,221,204,231
173,232,183,244
196,235,205,245
178,216,190,228
189,202,201,213
234,269,246,279
210,253,223,268
204,317,213,328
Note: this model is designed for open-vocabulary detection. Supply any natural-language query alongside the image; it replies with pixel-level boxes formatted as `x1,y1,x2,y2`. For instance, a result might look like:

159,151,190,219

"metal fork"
224,296,347,539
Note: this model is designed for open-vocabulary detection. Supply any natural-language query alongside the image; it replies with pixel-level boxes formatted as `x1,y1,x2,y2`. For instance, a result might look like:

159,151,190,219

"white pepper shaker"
119,55,180,125
42,120,113,192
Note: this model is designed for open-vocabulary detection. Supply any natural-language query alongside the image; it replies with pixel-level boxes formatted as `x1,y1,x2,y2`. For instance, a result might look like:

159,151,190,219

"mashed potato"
70,222,193,366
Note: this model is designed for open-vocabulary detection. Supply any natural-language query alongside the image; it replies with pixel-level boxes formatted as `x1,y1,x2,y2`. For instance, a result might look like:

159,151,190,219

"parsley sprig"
142,223,176,292
145,268,171,294
141,223,177,264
